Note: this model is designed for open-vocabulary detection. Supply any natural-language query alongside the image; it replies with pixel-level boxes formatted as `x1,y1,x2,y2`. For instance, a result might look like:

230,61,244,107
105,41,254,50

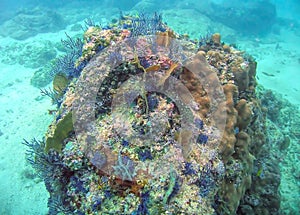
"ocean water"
0,0,299,214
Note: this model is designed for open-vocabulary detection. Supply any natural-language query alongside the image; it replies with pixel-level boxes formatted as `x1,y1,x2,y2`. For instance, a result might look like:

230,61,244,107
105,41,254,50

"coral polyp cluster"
24,13,280,214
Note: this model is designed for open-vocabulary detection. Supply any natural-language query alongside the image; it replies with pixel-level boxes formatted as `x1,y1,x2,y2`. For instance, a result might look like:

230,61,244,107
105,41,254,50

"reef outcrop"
24,15,281,215
0,7,66,40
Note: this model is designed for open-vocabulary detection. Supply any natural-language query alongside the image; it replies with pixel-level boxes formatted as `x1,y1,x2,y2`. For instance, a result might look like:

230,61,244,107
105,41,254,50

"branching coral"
40,87,62,107
47,33,84,80
48,195,73,215
22,138,73,202
112,152,136,181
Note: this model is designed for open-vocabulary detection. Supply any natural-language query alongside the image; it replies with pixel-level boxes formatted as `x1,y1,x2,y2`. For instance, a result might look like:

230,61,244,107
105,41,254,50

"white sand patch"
0,61,53,214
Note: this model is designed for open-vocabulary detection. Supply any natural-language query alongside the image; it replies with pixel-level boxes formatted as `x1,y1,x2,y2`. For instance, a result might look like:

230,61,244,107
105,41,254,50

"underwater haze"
0,0,299,214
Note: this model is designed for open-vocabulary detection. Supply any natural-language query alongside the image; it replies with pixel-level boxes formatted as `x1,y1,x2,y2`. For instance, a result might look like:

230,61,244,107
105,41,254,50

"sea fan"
40,87,62,107
48,33,84,79
130,12,164,37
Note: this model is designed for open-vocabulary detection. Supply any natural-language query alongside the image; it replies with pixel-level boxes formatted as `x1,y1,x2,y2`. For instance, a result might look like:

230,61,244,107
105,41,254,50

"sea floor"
0,5,299,215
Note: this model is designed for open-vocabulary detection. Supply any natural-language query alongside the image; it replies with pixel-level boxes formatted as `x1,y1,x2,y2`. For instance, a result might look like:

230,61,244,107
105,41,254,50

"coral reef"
0,7,67,40
24,13,282,215
256,87,300,214
30,64,55,88
1,40,57,69
196,1,277,35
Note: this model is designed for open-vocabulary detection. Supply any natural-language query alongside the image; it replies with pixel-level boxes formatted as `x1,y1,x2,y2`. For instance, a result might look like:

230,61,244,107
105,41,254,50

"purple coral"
130,12,164,37
197,133,208,144
90,151,107,169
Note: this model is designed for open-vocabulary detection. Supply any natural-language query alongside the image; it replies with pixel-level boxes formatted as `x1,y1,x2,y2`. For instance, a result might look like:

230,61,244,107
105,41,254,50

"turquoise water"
0,0,299,214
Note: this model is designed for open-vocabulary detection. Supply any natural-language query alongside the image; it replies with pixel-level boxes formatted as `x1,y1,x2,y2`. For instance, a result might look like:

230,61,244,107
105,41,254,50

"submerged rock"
1,40,57,69
0,7,67,40
24,14,282,214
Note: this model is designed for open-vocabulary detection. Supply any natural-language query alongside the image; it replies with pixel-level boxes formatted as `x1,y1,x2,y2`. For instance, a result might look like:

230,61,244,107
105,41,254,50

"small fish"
256,167,263,177
53,73,69,94
137,96,145,107
261,72,275,77
48,109,57,115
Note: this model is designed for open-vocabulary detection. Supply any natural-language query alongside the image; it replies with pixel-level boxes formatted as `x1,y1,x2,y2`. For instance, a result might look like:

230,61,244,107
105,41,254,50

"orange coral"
158,62,178,86
156,30,176,47
145,64,161,72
